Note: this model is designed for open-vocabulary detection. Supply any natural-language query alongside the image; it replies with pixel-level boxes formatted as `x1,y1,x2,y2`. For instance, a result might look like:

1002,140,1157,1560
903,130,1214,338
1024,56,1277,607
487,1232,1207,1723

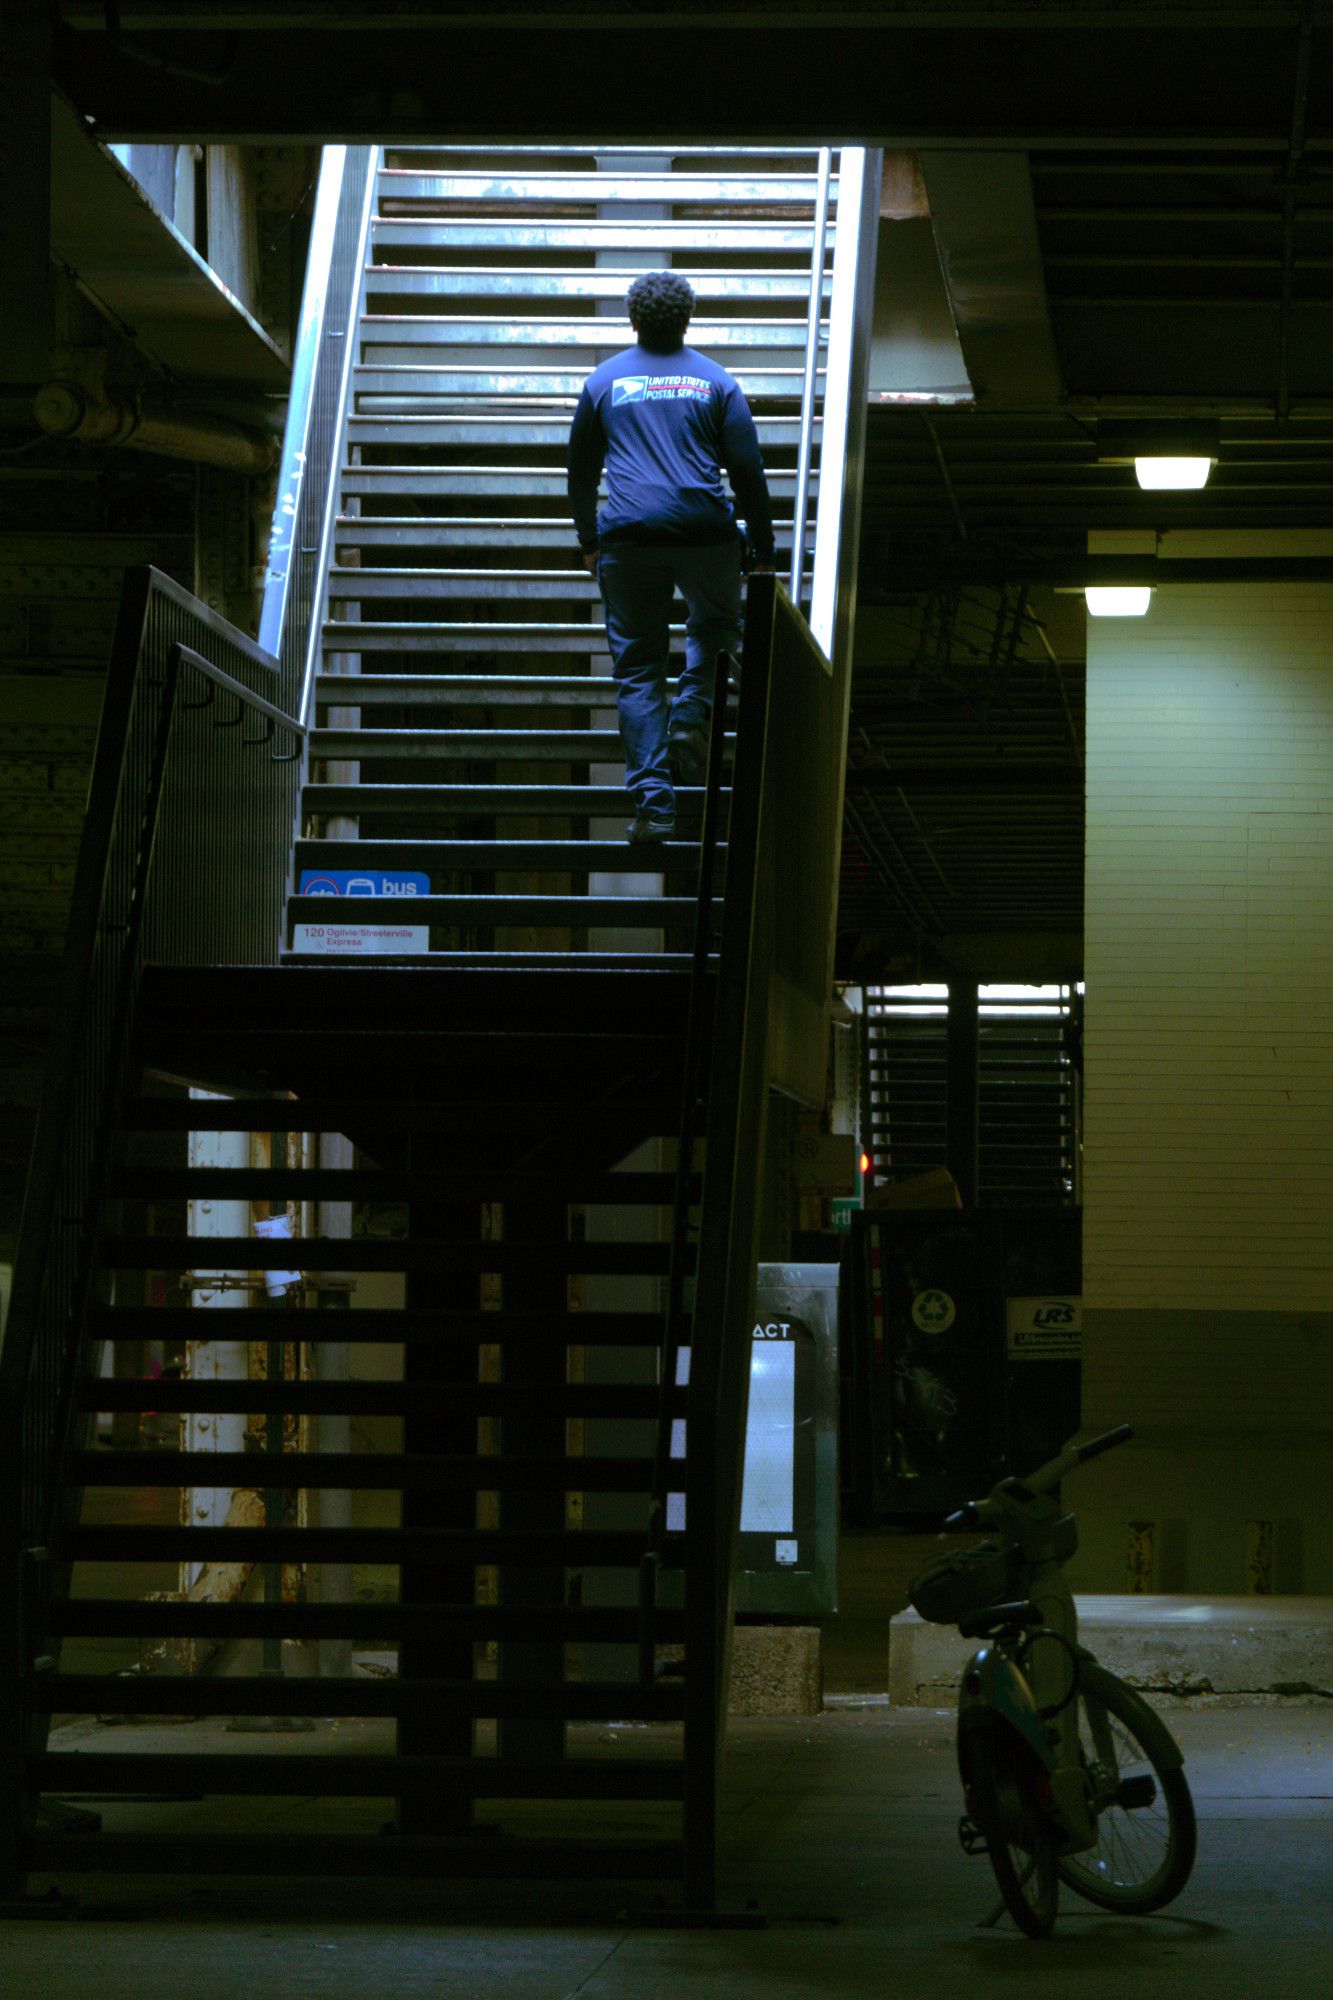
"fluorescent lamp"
1085,586,1152,617
1134,455,1214,491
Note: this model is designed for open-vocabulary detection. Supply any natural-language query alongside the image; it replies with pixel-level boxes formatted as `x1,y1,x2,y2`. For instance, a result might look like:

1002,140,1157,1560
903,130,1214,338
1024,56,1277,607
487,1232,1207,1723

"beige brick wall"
1084,579,1333,1321
1078,564,1333,1590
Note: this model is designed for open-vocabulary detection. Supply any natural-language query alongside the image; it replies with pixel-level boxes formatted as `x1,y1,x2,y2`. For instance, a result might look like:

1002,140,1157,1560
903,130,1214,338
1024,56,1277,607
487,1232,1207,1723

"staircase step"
37,1751,685,1801
360,321,811,360
64,1525,680,1566
290,893,697,926
334,519,798,548
294,836,713,870
49,1598,685,1643
326,568,600,601
77,1383,678,1418
27,1831,684,1881
124,1096,679,1133
99,1234,683,1275
313,675,624,706
345,413,805,446
70,1451,675,1493
353,364,807,399
36,1675,688,1723
367,267,826,305
302,782,720,816
87,1307,678,1346
317,622,661,655
339,466,804,497
371,216,824,252
112,1166,688,1201
378,166,824,204
279,950,711,970
310,727,633,759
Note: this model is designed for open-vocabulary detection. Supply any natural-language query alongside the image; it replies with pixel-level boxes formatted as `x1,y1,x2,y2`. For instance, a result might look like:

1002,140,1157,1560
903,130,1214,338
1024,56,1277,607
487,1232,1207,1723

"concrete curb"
888,1594,1333,1705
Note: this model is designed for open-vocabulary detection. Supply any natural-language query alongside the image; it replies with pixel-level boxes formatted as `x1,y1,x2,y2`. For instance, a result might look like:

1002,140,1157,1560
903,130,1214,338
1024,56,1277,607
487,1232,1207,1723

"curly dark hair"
626,271,695,352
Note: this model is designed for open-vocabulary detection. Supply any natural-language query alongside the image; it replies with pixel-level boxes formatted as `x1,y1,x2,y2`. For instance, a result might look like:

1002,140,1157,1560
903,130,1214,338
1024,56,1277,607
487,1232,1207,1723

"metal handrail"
295,151,379,731
789,146,833,611
638,644,734,1683
259,146,378,723
0,569,304,1894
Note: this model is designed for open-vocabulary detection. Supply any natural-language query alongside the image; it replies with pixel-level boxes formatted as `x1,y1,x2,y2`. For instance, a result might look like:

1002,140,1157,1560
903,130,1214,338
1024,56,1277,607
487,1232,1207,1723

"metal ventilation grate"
863,983,1081,1207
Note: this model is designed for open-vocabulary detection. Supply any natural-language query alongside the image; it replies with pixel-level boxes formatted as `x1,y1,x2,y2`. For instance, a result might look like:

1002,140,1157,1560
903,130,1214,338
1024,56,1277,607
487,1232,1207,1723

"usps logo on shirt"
613,377,647,405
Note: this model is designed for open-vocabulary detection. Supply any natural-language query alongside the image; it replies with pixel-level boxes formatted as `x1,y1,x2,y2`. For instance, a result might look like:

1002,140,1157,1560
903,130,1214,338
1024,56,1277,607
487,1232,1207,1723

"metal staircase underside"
16,146,843,1906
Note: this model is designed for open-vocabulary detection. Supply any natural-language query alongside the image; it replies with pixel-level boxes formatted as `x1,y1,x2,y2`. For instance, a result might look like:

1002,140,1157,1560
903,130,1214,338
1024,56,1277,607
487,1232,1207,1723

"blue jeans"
598,539,742,814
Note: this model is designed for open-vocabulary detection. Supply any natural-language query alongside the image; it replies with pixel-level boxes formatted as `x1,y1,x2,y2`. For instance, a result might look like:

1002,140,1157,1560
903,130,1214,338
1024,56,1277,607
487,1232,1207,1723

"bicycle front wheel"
967,1730,1060,1938
1058,1664,1197,1913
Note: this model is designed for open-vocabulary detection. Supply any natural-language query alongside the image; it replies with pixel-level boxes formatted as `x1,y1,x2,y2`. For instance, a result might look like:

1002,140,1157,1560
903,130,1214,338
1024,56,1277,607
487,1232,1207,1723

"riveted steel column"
0,0,51,381
947,978,979,1208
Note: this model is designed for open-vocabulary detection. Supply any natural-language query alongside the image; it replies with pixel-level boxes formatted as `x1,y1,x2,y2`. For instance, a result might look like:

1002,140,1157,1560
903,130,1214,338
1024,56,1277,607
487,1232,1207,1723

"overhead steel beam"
50,21,1317,145
0,0,52,381
868,554,1333,587
50,4,1333,26
919,153,1063,409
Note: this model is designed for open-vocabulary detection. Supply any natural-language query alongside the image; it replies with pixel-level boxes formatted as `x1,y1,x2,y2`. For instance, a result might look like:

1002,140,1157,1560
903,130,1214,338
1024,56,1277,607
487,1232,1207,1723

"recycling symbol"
911,1288,956,1335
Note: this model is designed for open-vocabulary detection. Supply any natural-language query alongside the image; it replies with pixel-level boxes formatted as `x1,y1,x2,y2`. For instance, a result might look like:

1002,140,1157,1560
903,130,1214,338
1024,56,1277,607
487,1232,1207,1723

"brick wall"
1077,560,1333,1592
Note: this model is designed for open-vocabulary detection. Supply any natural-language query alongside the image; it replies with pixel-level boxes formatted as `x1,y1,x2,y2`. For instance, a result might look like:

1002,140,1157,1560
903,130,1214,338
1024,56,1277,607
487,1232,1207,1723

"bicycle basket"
908,1542,1018,1625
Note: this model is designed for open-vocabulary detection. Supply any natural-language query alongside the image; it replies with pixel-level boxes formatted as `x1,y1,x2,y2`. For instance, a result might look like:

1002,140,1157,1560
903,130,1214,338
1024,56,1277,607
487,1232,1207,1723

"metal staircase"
291,145,830,965
1,145,879,1910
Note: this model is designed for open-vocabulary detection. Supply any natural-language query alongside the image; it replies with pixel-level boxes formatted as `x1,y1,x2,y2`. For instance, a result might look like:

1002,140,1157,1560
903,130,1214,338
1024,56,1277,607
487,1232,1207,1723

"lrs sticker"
1006,1298,1082,1360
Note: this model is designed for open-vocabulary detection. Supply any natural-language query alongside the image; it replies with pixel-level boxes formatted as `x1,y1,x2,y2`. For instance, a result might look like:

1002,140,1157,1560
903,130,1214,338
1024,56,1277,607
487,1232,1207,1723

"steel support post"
0,0,51,381
947,978,980,1208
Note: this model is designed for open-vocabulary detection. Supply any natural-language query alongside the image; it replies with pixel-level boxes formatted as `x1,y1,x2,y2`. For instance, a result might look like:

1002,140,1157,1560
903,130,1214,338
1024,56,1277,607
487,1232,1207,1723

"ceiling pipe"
33,379,277,475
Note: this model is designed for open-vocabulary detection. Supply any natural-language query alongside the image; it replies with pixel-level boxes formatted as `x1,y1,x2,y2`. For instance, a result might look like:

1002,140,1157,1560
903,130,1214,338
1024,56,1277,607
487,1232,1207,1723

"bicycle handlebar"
942,1424,1134,1529
1075,1422,1134,1465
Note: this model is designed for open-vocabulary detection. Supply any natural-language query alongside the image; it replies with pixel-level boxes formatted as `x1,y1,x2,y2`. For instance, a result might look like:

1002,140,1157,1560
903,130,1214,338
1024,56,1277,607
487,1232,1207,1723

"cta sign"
299,870,429,897
1006,1297,1082,1362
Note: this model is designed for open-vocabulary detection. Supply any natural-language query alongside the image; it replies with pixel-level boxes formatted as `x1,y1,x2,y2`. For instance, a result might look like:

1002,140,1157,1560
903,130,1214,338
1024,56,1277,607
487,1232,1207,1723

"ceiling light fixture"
1134,455,1213,490
1097,419,1220,491
1085,586,1153,617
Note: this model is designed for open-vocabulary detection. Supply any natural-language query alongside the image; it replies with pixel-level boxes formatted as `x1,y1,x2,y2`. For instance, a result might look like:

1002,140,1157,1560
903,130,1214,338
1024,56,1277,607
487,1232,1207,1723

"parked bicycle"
909,1424,1197,1937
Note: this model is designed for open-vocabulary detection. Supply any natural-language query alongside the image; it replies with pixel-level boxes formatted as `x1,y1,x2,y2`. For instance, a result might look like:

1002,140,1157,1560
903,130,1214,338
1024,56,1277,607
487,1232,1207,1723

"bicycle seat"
957,1600,1044,1640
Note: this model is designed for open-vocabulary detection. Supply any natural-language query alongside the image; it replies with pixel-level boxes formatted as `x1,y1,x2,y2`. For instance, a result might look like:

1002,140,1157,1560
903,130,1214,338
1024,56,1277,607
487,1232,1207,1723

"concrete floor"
4,1699,1329,1998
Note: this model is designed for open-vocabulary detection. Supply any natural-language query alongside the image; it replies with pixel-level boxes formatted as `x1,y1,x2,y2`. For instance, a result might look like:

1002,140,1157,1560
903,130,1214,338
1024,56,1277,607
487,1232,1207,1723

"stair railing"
670,147,882,1909
789,146,833,612
0,567,307,1894
259,144,378,722
638,643,734,1684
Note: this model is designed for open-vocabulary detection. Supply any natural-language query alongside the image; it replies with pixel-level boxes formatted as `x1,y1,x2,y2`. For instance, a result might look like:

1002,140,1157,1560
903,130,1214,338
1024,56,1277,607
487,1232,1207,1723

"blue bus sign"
299,870,430,898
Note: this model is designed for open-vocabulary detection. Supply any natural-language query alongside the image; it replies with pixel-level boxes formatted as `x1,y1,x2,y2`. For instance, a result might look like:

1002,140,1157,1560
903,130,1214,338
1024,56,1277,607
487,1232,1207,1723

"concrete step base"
889,1595,1333,1706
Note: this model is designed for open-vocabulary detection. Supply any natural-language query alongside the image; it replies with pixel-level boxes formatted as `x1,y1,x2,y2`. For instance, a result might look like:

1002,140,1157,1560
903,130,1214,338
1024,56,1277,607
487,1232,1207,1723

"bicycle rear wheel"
966,1730,1059,1938
1058,1665,1197,1913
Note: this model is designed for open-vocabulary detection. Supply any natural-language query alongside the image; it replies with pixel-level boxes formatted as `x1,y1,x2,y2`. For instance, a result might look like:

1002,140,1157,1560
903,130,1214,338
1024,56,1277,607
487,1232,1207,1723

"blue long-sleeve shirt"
567,343,775,563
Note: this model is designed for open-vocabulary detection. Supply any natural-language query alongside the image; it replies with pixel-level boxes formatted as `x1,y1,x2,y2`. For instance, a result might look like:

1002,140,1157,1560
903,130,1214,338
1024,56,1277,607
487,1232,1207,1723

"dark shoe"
667,723,708,786
627,808,675,845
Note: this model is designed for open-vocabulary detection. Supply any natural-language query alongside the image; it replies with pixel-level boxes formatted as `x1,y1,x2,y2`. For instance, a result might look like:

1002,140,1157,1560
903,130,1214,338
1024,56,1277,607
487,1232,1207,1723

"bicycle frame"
949,1429,1135,1856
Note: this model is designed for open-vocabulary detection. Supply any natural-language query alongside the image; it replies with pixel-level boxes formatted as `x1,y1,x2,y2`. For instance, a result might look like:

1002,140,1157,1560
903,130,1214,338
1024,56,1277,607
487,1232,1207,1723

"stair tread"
289,893,699,922
293,837,715,866
69,1451,677,1491
26,1831,684,1879
87,1307,677,1343
37,1674,687,1720
37,1751,685,1800
63,1526,683,1564
49,1598,685,1642
76,1382,680,1415
99,1234,684,1273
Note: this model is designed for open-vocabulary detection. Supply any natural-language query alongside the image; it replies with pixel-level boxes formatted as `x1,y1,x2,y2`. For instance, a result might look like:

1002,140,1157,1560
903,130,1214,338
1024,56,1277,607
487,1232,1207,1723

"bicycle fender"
956,1645,1053,1775
1079,1660,1187,1773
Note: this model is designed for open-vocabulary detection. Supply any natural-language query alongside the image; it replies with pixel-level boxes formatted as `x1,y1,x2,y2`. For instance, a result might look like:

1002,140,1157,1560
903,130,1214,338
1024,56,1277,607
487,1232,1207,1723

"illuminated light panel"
1133,455,1214,490
1085,586,1153,618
